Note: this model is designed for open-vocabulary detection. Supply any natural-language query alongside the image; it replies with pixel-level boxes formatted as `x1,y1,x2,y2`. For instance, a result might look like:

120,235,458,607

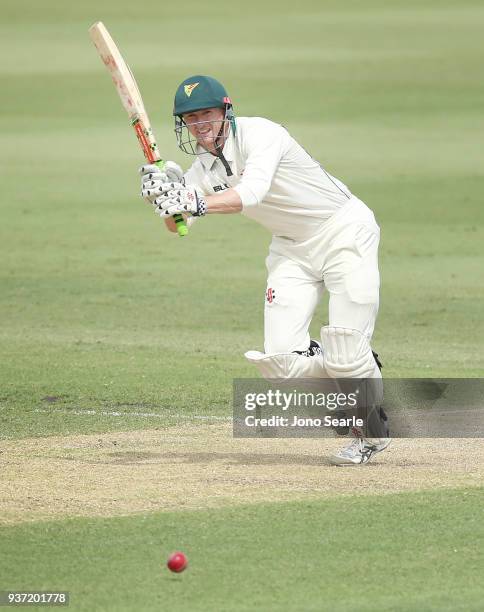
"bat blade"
89,21,188,236
89,21,160,164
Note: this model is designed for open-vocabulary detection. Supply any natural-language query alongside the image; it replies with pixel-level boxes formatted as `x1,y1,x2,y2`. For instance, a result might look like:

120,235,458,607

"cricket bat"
89,21,188,237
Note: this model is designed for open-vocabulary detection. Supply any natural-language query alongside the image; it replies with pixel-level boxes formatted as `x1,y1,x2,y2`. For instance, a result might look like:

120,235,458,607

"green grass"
1,488,482,611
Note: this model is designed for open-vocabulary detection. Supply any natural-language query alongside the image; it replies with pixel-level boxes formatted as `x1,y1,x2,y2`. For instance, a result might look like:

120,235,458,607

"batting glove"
154,186,207,217
139,162,184,205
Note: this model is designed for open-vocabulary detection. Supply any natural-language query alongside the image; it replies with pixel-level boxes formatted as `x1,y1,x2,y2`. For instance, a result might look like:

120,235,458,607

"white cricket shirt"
184,117,352,241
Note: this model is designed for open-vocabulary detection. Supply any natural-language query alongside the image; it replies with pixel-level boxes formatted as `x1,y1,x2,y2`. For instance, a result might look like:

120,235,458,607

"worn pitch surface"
1,425,482,524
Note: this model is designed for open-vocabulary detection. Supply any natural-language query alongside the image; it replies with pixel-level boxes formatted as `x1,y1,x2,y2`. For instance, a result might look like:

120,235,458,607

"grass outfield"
1,488,483,611
1,0,483,610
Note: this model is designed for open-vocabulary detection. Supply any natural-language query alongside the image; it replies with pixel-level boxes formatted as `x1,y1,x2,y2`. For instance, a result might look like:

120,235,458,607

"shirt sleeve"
233,120,289,206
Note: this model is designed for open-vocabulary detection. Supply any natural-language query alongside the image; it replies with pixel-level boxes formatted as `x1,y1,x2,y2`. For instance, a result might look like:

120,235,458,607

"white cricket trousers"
264,196,380,353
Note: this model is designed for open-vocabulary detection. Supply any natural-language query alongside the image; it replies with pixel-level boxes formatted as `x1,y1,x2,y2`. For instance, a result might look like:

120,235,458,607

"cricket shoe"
329,437,391,466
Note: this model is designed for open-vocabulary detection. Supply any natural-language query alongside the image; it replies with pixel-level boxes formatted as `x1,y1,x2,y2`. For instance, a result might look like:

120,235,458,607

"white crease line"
34,408,230,421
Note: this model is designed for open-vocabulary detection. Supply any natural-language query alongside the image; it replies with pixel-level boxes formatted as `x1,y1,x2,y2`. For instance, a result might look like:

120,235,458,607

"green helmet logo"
173,75,232,116
184,82,199,97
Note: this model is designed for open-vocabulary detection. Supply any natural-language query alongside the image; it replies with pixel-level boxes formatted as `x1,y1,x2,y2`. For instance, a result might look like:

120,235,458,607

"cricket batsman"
139,75,390,465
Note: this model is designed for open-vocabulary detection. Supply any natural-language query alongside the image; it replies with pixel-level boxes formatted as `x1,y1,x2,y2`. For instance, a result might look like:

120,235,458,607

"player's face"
182,107,226,153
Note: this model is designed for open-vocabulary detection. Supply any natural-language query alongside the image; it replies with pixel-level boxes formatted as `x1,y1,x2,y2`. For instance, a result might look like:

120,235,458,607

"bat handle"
174,214,188,236
154,160,188,237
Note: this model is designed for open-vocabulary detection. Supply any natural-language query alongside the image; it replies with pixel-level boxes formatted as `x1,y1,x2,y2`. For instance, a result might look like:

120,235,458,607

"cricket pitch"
1,425,483,524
